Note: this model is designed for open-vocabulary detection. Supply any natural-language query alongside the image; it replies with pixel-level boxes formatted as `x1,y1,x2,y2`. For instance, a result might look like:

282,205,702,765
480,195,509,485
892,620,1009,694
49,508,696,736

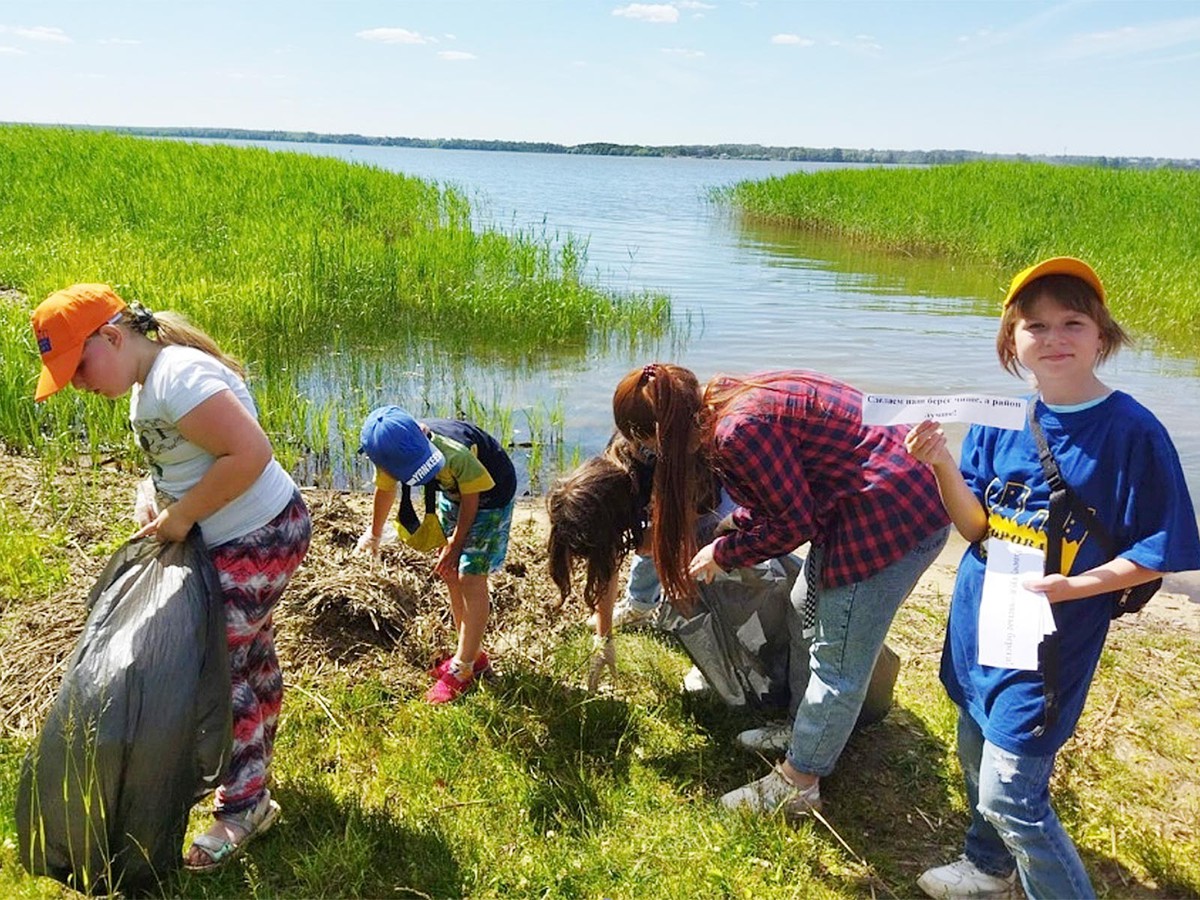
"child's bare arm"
435,491,480,579
1026,558,1164,604
905,420,987,543
356,486,397,555
136,389,272,542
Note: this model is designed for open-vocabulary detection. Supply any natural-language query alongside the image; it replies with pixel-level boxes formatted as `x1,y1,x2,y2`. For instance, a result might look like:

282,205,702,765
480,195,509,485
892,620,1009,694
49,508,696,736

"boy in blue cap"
357,406,517,703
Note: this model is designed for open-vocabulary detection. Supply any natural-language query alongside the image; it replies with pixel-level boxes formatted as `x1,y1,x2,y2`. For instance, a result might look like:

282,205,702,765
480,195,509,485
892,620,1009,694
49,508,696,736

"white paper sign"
862,393,1027,430
977,538,1056,671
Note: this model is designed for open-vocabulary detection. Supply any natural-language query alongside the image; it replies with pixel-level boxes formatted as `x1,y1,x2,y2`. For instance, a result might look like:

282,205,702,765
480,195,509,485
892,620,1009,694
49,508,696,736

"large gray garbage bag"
17,530,232,894
657,554,899,726
657,556,798,709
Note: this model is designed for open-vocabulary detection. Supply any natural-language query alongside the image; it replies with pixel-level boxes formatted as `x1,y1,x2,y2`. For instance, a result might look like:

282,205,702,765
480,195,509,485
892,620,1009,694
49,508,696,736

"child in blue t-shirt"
906,257,1200,899
357,406,516,704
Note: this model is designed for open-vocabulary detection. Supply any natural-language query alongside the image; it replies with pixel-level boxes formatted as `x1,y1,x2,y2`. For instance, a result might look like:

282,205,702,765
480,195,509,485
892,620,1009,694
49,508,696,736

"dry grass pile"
276,490,575,694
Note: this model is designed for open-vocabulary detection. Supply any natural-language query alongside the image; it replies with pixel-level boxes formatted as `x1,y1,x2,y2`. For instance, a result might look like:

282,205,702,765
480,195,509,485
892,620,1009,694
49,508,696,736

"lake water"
217,140,1200,511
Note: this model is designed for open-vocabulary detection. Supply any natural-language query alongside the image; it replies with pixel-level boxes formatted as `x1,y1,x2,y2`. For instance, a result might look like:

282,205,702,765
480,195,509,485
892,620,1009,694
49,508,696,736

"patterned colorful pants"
207,491,311,818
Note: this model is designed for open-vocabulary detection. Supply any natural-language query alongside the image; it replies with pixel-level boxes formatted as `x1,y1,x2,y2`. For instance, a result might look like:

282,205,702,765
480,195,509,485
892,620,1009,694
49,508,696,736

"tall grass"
0,125,670,473
720,161,1200,351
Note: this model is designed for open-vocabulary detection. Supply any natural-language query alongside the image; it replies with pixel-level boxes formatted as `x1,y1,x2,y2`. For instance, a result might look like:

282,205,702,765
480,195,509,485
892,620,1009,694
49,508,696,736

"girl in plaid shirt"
613,364,949,818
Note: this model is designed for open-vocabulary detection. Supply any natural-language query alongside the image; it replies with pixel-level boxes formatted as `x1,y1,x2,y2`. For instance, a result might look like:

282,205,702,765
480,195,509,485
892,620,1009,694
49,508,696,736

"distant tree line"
25,123,1199,170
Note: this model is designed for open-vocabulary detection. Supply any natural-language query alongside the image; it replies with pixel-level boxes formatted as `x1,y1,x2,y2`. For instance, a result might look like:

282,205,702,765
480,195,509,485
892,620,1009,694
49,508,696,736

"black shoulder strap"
398,485,420,535
397,482,440,535
1027,401,1072,577
1026,401,1118,565
1026,399,1068,735
1026,399,1140,734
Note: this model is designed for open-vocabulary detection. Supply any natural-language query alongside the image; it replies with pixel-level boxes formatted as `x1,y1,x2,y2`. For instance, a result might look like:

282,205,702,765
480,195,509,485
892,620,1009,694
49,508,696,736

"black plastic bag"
658,553,899,726
17,529,232,895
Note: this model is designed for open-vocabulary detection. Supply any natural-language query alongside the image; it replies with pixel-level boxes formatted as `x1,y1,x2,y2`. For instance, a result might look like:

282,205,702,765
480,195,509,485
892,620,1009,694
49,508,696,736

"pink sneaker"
428,652,493,679
425,668,474,704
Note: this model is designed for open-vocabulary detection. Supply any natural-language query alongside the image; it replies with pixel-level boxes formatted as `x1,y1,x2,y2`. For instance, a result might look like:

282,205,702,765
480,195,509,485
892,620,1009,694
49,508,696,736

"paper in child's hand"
862,394,1026,429
978,538,1056,671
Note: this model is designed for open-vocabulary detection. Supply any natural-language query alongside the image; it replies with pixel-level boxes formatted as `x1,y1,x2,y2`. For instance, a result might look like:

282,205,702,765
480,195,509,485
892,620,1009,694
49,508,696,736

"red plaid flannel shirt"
709,372,948,587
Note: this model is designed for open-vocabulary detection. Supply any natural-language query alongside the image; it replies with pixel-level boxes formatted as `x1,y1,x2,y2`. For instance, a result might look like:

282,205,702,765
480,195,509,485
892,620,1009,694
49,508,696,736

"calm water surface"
225,141,1200,509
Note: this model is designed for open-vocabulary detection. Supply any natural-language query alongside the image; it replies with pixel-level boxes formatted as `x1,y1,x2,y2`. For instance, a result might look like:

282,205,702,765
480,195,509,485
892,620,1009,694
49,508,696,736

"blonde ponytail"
119,306,245,379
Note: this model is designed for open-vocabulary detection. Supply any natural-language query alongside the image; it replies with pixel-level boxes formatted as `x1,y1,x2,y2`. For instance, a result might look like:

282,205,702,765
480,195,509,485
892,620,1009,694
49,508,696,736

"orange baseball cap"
31,284,127,401
1003,256,1106,308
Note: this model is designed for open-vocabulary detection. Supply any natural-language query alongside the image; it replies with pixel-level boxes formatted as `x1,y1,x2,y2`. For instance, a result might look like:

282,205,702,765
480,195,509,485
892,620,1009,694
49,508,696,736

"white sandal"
184,790,281,873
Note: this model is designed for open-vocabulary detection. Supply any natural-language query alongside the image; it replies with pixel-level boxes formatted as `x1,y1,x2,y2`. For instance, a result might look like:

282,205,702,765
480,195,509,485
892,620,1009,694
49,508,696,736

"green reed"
719,161,1200,351
0,125,670,469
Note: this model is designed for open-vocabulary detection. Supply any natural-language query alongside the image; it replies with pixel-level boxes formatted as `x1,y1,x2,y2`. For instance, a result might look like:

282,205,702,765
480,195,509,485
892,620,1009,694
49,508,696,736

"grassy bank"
0,126,668,474
721,162,1200,352
1,460,1198,898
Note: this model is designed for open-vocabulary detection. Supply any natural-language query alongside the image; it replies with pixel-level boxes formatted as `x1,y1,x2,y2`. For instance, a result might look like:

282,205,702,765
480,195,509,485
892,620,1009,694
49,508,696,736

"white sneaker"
587,597,658,631
719,765,821,820
736,721,792,753
917,856,1019,899
682,665,709,693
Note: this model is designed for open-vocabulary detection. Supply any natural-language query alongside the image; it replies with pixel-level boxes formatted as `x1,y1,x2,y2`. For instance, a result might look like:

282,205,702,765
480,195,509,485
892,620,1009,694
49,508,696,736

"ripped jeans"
957,710,1094,900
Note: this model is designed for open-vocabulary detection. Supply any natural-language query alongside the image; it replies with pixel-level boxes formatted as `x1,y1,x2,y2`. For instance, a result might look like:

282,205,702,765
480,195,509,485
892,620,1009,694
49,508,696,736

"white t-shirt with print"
129,345,296,548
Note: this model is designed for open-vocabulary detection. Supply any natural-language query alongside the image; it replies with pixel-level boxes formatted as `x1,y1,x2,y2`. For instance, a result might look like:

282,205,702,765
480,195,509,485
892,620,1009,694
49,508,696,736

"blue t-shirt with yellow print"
942,392,1200,755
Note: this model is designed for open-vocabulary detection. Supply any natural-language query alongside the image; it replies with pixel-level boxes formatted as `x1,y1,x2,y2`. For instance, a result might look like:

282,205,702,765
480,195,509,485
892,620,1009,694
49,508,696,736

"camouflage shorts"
437,497,513,575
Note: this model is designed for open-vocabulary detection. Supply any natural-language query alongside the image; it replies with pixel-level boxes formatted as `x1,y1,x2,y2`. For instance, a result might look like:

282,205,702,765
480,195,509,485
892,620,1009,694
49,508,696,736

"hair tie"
641,364,657,384
127,302,159,335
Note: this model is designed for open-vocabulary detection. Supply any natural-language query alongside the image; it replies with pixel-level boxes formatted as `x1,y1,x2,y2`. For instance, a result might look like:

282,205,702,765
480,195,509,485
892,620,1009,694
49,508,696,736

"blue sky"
2,1,1198,158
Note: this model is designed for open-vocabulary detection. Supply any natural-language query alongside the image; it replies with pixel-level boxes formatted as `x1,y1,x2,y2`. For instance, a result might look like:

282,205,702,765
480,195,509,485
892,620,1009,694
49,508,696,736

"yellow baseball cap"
31,284,127,401
1003,257,1106,308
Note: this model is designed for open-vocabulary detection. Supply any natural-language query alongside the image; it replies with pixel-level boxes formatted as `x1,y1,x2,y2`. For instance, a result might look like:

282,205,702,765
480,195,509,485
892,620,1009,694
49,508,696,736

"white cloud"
437,50,476,61
661,47,705,58
829,34,881,53
675,1,715,9
1058,16,1200,60
612,4,680,24
356,27,434,45
957,27,995,44
771,33,815,47
3,25,71,43
0,45,26,54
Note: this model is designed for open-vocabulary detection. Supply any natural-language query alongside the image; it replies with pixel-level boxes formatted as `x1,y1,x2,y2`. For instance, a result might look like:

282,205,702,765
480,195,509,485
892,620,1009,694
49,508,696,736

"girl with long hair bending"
613,364,949,817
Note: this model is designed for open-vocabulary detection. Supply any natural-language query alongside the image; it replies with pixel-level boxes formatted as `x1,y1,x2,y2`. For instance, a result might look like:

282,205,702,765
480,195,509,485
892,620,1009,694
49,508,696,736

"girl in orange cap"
31,284,311,873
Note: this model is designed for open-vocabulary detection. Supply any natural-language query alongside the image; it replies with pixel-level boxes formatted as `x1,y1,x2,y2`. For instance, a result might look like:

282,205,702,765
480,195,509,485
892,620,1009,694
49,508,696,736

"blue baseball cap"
358,406,445,486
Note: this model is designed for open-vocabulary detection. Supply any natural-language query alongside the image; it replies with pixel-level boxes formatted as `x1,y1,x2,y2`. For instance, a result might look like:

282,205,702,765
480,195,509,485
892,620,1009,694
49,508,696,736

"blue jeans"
957,711,1094,899
624,553,662,611
786,526,948,777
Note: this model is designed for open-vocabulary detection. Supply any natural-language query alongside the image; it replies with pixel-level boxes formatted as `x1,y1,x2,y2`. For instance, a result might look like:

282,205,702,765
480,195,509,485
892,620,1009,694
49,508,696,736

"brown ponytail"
613,363,703,605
